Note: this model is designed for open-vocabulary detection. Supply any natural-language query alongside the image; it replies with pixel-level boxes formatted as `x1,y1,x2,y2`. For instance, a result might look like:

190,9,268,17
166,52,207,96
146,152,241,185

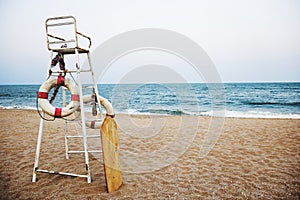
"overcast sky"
0,0,299,84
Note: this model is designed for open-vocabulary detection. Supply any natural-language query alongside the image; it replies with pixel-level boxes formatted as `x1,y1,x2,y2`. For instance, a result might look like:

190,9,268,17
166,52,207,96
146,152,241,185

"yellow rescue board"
101,116,122,193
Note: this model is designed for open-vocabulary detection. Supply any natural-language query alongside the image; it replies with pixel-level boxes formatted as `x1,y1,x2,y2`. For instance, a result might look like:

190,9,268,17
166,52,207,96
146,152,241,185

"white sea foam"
200,110,300,119
1,105,299,119
0,105,36,110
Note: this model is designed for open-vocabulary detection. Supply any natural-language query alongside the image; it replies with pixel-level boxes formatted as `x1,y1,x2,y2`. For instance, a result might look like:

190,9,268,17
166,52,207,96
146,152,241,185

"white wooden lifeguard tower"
32,16,122,192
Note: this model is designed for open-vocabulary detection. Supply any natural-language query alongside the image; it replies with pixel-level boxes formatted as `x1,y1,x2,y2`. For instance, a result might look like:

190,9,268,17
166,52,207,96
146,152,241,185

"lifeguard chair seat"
45,16,91,55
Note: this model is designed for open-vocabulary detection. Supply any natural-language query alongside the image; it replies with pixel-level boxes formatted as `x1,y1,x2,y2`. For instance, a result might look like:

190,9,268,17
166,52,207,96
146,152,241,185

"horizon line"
0,80,299,85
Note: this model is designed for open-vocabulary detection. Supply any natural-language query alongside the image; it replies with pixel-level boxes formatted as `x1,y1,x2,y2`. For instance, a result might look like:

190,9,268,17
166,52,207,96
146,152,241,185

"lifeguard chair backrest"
45,16,91,53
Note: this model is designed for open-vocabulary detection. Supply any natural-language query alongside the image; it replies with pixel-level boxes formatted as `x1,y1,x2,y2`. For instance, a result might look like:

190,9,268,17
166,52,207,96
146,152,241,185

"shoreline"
0,109,299,199
1,107,300,120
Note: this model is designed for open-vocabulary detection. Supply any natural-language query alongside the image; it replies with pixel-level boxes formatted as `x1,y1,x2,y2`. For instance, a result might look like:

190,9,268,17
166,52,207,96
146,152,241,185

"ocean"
0,82,299,119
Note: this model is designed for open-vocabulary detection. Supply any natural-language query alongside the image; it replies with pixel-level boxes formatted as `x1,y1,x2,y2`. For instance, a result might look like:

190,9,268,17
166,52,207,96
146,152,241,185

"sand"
0,109,299,199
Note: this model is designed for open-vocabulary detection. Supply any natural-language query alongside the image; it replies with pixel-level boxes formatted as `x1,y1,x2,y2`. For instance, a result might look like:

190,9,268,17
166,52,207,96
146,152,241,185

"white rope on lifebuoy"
37,77,79,118
83,94,114,129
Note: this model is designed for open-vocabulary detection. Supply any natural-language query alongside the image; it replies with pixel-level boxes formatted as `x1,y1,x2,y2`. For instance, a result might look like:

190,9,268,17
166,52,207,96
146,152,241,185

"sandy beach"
0,109,299,199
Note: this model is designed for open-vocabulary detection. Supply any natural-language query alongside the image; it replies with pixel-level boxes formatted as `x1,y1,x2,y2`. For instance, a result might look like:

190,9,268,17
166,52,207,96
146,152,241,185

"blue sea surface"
0,82,299,118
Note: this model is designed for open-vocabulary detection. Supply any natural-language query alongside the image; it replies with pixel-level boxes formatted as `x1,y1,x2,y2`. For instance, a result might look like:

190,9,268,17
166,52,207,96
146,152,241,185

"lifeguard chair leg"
32,115,45,182
75,48,92,183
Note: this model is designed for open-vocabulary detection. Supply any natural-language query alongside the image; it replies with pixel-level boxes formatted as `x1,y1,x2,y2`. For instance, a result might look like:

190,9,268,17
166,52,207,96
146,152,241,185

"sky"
0,0,299,84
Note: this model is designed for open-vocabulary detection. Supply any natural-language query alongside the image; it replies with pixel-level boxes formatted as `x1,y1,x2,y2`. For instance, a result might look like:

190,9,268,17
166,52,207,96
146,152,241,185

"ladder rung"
65,120,81,123
83,86,95,89
66,135,100,138
48,39,75,44
50,69,91,73
65,119,102,124
86,119,102,122
36,169,88,178
80,69,92,72
68,150,102,154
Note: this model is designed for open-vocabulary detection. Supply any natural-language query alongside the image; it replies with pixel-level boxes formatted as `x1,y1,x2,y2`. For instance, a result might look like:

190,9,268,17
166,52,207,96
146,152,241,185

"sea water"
0,82,299,118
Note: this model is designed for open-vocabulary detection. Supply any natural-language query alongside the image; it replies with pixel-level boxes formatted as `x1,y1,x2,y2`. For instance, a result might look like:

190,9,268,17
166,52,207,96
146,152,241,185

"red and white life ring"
83,94,114,129
86,120,102,129
83,94,114,115
37,77,80,118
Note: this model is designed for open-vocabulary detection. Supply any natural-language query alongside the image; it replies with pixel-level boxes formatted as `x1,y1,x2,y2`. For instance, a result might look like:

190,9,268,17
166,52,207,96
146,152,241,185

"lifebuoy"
86,120,102,129
83,94,114,129
83,94,114,116
37,77,79,118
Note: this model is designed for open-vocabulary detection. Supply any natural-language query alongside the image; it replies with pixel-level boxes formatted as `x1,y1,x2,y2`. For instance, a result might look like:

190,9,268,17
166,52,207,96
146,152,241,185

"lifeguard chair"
32,16,122,192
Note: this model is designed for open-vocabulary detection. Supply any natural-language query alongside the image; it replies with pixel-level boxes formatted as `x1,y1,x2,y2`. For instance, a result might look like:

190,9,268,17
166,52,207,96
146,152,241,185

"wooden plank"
101,116,122,193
